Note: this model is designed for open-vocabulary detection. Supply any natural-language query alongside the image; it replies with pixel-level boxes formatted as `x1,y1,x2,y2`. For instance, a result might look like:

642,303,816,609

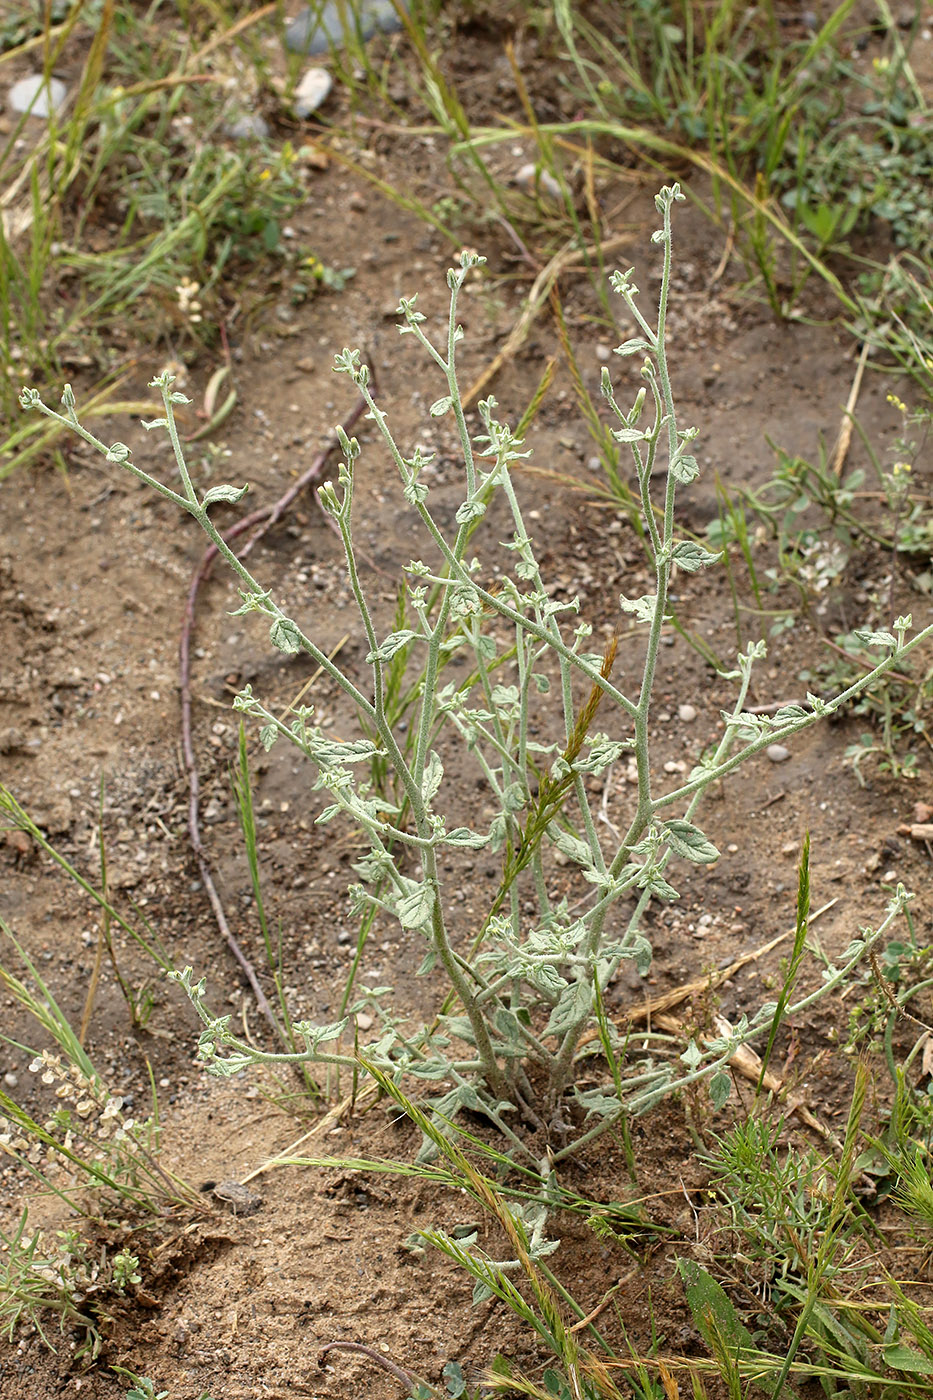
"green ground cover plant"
329,0,932,402
706,389,933,780
0,928,198,1357
0,0,349,474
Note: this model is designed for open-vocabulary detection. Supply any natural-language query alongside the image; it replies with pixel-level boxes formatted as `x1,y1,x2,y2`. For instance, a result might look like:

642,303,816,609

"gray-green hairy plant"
21,184,932,1166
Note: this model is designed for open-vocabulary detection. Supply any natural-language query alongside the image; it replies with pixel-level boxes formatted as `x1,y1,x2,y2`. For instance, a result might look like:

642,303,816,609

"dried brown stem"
317,1340,418,1389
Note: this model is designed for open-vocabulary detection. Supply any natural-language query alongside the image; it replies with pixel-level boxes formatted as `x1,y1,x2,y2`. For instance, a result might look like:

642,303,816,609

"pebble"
3,1072,17,1088
285,0,406,54
9,74,67,118
295,356,316,373
356,1012,374,1031
663,759,686,774
766,744,790,763
225,113,270,140
294,67,333,117
678,703,697,723
514,163,562,201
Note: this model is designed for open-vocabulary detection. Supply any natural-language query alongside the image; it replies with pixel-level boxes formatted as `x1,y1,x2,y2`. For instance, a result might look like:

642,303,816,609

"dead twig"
317,1341,418,1390
831,339,871,478
622,899,838,1025
461,229,635,409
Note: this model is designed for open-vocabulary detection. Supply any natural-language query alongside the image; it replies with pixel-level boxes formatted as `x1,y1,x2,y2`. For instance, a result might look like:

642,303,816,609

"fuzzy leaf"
709,1071,732,1109
443,827,488,849
421,751,444,805
366,629,418,664
397,882,436,930
621,934,653,976
854,628,896,649
530,964,569,1000
547,824,595,868
502,782,526,812
201,483,249,510
614,337,650,356
443,1361,467,1398
678,1260,784,1396
664,818,720,865
573,1086,622,1121
292,1017,348,1049
543,980,589,1038
670,452,699,484
455,498,487,524
672,540,722,572
619,593,656,623
270,618,302,654
404,478,429,505
644,872,680,901
883,1342,933,1373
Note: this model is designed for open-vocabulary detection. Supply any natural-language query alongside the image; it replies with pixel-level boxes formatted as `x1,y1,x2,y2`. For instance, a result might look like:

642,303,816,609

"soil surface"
2,6,933,1400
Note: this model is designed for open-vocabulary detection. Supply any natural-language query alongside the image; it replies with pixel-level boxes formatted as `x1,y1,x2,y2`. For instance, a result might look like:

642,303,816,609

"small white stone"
226,113,270,140
514,163,562,201
356,1012,374,1031
9,74,67,118
3,1072,17,1088
294,67,333,117
663,759,686,774
766,744,790,763
678,703,697,723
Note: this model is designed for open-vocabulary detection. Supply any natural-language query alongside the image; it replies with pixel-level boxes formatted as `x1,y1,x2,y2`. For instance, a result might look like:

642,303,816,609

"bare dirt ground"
1,8,933,1400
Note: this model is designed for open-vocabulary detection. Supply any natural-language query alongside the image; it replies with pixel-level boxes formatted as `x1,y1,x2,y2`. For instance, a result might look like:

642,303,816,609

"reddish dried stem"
317,1340,418,1389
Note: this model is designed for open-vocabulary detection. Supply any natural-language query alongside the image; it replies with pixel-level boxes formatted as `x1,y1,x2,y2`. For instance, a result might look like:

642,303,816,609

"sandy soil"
1,6,932,1398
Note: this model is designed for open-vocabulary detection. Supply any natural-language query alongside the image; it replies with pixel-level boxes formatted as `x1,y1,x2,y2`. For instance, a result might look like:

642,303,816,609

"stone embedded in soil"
678,703,697,722
514,163,562,201
294,67,333,117
9,74,67,117
225,112,270,140
766,744,790,763
285,0,406,54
